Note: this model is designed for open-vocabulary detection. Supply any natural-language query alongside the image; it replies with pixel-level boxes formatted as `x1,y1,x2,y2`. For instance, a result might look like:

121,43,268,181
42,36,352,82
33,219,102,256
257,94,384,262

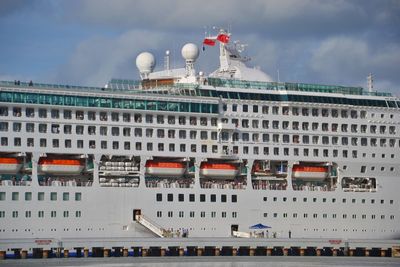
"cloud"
1,0,399,95
53,29,186,86
63,0,399,40
309,36,400,93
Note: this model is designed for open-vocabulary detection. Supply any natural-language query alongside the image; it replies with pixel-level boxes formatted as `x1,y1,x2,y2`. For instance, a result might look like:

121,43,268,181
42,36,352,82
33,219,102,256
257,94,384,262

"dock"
1,237,399,259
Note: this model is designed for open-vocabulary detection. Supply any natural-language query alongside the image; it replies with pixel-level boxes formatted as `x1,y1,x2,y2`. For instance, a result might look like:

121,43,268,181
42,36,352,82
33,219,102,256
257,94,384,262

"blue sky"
0,0,399,95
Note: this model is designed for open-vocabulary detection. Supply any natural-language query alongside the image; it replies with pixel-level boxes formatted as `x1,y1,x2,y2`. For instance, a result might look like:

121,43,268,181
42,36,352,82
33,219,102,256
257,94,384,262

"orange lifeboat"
200,163,239,179
0,158,23,174
145,161,186,177
38,159,84,175
292,166,328,181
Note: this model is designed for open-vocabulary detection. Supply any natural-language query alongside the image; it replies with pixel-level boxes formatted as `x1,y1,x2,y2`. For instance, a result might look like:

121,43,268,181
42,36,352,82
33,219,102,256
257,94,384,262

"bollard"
300,248,305,256
232,248,237,256
123,248,129,257
179,248,184,256
83,248,89,258
104,249,110,257
332,248,337,257
365,249,370,257
142,248,147,257
215,247,220,256
42,250,49,259
21,250,27,259
249,248,255,256
349,249,354,257
283,248,289,256
160,248,166,257
316,249,322,256
197,248,203,256
266,248,272,256
0,251,5,260
64,249,69,258
380,249,386,257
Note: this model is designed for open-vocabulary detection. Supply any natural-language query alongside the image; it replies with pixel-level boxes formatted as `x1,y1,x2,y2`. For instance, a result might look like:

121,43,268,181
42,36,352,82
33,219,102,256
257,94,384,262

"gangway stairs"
232,231,251,238
135,214,165,237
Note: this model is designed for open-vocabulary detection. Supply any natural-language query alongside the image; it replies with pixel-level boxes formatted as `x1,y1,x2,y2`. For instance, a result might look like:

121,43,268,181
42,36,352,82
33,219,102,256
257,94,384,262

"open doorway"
133,209,141,221
231,224,238,235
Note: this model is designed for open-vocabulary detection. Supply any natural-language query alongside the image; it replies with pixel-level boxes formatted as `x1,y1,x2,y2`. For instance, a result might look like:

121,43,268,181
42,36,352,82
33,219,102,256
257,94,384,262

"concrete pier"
1,237,399,259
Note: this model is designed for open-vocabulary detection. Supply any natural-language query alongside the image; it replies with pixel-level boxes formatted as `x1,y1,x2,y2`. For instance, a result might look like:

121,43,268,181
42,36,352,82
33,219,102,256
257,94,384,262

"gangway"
135,214,165,238
232,231,251,238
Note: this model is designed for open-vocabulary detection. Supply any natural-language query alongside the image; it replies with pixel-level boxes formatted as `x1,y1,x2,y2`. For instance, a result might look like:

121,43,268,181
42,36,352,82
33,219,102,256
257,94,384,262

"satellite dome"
181,43,199,61
136,52,156,74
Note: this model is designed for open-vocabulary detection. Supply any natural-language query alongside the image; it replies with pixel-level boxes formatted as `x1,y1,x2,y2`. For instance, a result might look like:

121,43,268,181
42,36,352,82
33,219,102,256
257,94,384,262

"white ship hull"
0,32,399,253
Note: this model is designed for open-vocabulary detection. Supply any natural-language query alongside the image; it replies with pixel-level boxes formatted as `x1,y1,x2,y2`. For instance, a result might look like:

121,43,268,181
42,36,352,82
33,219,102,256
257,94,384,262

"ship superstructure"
0,30,400,250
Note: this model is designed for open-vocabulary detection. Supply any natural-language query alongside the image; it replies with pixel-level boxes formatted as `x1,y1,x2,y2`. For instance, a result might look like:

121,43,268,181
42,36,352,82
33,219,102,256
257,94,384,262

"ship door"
231,224,238,235
133,209,141,221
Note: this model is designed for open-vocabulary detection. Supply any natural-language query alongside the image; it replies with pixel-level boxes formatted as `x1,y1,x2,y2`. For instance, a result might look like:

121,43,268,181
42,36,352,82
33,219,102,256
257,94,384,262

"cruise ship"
1,30,400,252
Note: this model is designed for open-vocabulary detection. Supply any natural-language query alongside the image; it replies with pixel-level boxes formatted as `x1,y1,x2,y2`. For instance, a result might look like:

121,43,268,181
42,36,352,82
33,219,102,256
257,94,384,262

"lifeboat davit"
0,158,23,174
292,166,328,181
200,163,239,179
145,161,186,177
38,159,84,175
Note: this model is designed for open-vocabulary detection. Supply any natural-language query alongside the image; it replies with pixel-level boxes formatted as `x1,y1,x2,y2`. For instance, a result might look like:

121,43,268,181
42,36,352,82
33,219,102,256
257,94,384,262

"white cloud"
309,36,400,94
54,30,172,86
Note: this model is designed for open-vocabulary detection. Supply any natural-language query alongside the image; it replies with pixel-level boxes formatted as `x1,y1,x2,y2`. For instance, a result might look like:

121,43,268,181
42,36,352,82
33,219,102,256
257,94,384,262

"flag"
217,33,230,44
203,38,216,46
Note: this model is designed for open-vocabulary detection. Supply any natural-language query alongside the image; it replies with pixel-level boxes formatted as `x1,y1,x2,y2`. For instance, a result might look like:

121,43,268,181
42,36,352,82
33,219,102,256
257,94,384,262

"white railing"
135,214,164,237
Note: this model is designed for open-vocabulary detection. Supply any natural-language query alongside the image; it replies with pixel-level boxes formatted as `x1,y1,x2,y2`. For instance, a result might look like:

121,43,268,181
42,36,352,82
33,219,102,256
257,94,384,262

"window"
0,192,6,201
51,109,59,119
231,195,237,202
200,194,206,202
156,193,162,202
0,122,8,132
38,192,44,201
51,211,57,218
1,137,7,146
178,194,184,202
63,192,69,201
63,211,69,218
12,192,19,201
210,194,216,202
167,193,173,202
38,211,44,218
76,211,82,217
25,192,32,201
111,112,119,122
76,110,84,120
75,192,82,201
189,194,195,202
0,107,8,116
50,192,57,201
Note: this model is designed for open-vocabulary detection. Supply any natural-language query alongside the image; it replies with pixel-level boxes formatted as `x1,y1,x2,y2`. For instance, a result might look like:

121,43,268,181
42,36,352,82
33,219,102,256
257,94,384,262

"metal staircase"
135,214,164,237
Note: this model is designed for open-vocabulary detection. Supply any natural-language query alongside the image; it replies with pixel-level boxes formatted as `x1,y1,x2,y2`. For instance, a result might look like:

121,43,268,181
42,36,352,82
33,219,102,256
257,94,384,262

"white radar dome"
181,43,199,61
136,52,156,74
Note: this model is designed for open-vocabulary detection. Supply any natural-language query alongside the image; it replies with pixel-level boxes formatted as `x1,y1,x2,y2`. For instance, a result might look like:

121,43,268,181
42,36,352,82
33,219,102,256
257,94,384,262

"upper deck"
1,79,399,111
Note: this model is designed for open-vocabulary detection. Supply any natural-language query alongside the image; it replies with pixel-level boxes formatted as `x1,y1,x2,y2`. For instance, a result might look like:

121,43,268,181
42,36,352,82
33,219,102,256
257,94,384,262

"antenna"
277,69,280,83
367,73,373,93
164,50,170,71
